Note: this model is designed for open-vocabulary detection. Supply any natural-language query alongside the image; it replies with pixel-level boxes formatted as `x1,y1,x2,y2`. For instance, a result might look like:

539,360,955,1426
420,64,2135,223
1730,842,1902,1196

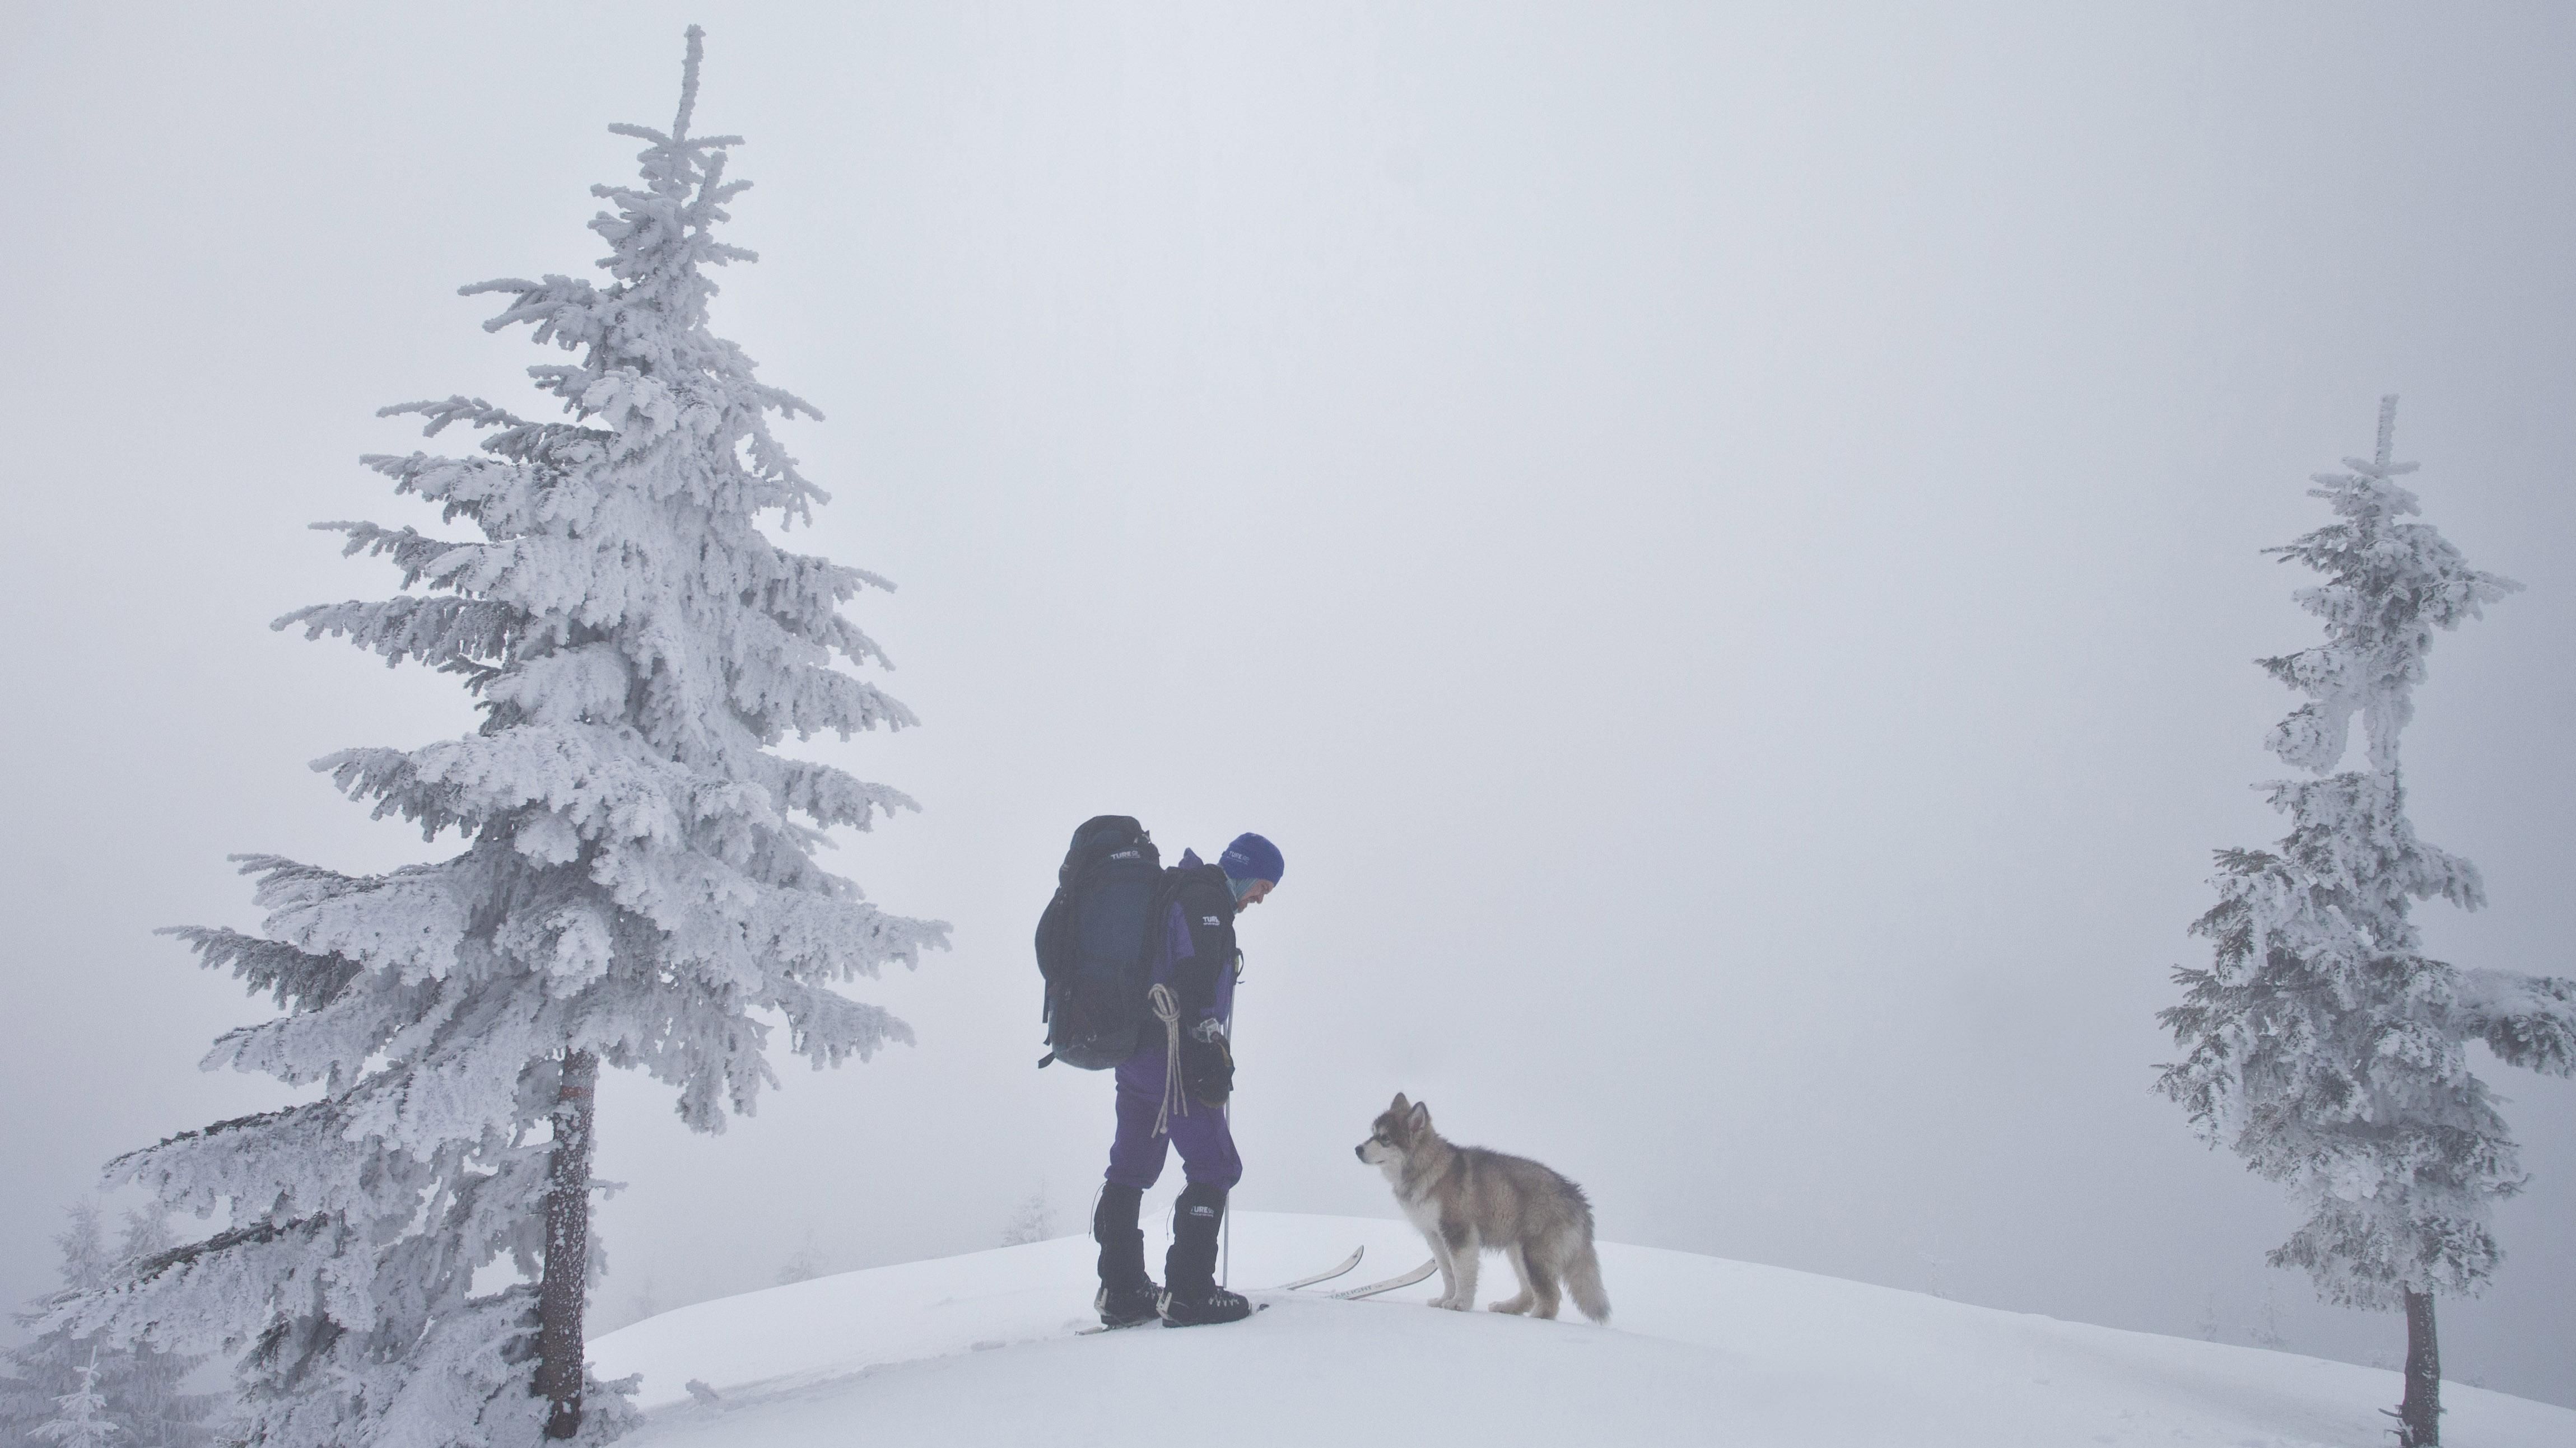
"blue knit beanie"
1219,832,1285,885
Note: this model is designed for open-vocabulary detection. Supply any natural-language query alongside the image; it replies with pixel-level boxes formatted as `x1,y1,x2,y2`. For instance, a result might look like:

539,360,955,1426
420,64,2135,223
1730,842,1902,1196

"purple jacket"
1149,848,1237,1036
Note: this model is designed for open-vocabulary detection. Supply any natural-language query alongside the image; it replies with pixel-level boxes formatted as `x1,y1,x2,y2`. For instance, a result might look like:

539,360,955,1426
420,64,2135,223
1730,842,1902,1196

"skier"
1093,832,1284,1328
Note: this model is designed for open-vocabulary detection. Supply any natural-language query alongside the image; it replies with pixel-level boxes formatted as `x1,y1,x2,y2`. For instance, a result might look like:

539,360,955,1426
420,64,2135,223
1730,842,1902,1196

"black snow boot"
1092,1184,1160,1328
1158,1181,1251,1327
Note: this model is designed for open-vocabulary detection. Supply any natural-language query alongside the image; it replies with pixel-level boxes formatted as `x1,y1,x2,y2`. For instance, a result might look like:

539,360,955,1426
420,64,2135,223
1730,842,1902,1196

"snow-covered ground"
591,1212,2572,1447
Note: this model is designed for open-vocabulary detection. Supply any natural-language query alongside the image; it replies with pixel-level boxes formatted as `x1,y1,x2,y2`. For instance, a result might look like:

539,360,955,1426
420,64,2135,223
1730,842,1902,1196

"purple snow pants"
1105,1044,1241,1191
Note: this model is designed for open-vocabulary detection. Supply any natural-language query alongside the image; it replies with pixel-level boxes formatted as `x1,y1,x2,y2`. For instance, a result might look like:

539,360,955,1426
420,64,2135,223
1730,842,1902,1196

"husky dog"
1354,1093,1611,1323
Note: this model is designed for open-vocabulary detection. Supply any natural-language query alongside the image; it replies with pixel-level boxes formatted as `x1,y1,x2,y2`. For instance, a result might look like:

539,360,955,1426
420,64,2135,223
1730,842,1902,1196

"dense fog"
4,2,2569,1408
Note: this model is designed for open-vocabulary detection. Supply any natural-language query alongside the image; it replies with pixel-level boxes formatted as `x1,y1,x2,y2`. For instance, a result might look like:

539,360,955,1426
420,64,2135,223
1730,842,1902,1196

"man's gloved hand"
1181,1019,1233,1107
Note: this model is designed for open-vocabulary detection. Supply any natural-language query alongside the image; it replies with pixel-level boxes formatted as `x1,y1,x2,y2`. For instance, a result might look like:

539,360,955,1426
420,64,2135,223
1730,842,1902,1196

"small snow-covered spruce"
774,1235,824,1286
1,1206,110,1448
999,1184,1053,1247
53,27,943,1448
31,1360,116,1448
2,1209,213,1448
2251,1278,2286,1352
2158,398,2572,1448
622,1278,660,1328
84,1215,216,1448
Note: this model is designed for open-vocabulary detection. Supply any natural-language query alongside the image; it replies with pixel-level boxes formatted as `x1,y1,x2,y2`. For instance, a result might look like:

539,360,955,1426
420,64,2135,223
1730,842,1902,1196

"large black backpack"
1035,816,1178,1069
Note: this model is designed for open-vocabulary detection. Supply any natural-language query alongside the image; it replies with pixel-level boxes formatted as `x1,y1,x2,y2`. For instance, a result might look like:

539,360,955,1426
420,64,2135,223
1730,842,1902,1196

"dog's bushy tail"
1566,1239,1611,1324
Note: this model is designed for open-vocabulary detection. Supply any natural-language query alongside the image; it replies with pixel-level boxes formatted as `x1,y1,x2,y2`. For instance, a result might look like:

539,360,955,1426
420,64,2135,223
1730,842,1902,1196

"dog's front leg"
1435,1219,1477,1311
1423,1230,1461,1310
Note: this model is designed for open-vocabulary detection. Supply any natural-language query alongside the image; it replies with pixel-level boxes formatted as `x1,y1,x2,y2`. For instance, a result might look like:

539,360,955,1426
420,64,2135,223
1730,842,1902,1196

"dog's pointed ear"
1408,1101,1430,1133
1389,1092,1409,1114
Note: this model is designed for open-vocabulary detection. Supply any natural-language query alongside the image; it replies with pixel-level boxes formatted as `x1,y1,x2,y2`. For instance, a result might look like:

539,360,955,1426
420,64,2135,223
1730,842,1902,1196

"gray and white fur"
1354,1092,1611,1323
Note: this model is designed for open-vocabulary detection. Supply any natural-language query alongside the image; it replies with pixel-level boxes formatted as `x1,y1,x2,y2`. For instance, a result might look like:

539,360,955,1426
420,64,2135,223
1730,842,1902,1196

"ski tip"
1274,1245,1368,1292
1331,1258,1442,1300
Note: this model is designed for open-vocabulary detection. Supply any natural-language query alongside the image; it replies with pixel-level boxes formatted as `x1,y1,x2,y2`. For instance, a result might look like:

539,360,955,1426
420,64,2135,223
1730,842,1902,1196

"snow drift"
591,1212,2571,1447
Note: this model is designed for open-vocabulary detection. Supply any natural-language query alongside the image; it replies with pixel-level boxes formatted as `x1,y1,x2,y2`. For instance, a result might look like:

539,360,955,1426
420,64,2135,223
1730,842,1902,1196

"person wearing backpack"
1091,831,1283,1329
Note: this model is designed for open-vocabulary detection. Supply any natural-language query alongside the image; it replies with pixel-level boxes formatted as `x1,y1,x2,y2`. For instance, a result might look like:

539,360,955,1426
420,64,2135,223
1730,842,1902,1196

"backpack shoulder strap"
1165,865,1238,1016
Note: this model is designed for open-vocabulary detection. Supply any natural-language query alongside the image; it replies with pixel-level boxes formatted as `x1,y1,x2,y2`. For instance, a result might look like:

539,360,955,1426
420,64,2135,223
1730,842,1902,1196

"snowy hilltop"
590,1212,2572,1447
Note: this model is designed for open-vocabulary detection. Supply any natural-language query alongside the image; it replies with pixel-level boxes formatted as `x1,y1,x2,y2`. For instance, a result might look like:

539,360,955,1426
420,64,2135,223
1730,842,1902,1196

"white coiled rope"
1148,983,1190,1137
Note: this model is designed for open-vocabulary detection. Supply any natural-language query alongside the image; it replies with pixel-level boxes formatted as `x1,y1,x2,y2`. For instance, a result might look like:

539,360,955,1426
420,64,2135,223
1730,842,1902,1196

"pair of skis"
1274,1245,1438,1299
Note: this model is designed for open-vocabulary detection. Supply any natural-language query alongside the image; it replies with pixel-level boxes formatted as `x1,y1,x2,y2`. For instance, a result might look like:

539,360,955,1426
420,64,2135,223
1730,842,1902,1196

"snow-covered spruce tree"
88,1216,215,1448
30,1360,115,1448
55,27,941,1447
999,1184,1053,1247
773,1235,824,1286
1,1206,110,1448
2,1209,212,1448
2158,397,2575,1447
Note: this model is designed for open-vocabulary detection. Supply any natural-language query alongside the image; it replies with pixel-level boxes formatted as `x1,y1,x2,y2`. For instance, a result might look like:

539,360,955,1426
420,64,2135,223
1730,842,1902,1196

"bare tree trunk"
537,1050,598,1441
2396,1288,2441,1447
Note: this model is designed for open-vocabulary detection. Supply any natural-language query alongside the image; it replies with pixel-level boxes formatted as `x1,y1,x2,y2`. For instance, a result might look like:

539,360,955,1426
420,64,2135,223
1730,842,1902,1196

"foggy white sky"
4,0,2571,1407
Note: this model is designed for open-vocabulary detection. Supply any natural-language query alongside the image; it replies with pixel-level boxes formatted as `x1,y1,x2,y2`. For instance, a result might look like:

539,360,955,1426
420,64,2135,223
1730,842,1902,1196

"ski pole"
1220,1027,1232,1287
1221,952,1242,1288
